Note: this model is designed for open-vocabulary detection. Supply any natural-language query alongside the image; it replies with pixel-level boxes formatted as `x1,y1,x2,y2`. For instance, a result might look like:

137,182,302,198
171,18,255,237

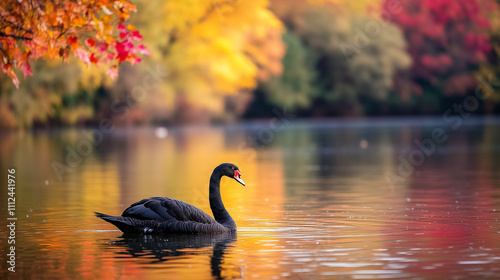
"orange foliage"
0,0,149,87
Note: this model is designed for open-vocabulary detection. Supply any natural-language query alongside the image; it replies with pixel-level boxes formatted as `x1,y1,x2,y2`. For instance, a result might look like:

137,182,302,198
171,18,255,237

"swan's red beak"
234,170,245,186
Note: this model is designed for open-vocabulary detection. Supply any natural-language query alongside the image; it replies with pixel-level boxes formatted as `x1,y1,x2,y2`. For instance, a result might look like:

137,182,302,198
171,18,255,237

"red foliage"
0,0,150,88
383,0,496,95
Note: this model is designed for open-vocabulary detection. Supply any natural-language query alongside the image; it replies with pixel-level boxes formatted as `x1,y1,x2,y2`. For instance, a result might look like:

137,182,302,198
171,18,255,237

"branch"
0,18,34,35
0,32,32,40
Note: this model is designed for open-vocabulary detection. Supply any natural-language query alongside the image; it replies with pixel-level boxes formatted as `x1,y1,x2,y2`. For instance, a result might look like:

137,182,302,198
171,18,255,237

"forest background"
1,0,500,128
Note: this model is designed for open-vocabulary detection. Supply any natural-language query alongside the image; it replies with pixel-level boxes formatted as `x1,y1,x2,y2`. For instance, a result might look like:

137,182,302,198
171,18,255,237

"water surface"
1,118,500,279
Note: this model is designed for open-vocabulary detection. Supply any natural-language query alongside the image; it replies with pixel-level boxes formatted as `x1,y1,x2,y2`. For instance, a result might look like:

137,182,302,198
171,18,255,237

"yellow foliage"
78,62,114,89
476,0,500,105
159,0,284,112
308,0,381,13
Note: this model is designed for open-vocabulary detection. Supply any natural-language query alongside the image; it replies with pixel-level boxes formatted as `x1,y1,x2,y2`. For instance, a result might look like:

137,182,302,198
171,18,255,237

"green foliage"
259,32,318,109
0,60,96,128
296,8,411,113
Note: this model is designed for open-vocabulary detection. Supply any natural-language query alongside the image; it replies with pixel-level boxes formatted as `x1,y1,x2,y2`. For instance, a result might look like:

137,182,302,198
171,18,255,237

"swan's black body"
95,163,245,234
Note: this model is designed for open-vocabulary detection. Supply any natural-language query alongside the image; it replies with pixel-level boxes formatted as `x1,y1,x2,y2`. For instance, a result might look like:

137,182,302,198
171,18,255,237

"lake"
1,117,500,279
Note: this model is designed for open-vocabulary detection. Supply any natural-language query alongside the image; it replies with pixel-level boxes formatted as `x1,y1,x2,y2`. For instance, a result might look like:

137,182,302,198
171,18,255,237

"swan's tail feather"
95,212,157,234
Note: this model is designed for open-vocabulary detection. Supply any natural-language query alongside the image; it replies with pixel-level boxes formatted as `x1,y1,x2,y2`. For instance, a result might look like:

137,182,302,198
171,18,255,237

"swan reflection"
108,232,239,279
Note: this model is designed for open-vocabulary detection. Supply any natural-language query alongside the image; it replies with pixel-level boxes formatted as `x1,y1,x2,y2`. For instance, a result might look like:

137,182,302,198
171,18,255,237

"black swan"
95,163,245,234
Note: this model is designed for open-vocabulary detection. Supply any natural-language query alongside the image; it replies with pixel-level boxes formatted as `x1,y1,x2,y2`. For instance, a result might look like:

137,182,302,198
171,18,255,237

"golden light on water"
1,122,500,279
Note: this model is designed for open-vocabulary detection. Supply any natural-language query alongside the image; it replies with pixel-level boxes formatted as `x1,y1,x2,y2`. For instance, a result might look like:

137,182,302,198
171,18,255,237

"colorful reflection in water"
0,118,499,279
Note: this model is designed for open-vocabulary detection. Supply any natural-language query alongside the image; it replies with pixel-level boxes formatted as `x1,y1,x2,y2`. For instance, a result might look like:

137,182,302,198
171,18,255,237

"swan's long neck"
209,170,236,229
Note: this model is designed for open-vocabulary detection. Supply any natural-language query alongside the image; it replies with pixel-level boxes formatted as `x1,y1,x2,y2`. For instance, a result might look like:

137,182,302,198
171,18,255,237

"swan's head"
219,163,245,186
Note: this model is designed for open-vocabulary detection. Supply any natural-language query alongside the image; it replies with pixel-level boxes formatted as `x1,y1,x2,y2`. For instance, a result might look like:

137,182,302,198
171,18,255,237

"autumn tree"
122,0,285,123
383,0,495,98
258,32,317,110
476,0,500,111
0,0,149,87
266,0,410,116
0,0,284,127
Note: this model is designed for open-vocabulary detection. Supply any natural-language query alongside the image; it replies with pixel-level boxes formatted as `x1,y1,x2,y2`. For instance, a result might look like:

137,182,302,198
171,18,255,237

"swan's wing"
96,211,229,234
122,197,217,224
